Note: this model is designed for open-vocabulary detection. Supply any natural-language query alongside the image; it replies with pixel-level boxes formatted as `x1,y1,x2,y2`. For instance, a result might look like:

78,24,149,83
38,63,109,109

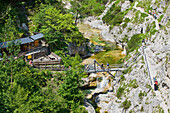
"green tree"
30,4,85,50
120,99,131,113
57,54,85,112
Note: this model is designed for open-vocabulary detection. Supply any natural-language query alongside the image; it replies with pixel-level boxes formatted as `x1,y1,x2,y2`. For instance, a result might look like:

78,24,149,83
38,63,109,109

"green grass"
158,15,164,22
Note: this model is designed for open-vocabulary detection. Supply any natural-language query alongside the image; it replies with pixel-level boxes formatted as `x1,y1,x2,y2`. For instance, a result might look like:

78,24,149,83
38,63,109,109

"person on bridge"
101,63,104,70
107,62,110,70
94,59,96,63
153,12,157,19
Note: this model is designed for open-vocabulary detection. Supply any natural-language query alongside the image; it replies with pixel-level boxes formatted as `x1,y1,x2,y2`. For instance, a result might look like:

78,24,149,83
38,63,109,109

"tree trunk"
75,10,78,26
11,68,13,88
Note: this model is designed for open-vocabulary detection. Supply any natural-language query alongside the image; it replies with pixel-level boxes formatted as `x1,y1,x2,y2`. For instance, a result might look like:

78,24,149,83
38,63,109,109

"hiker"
94,59,96,63
145,37,148,42
145,37,148,45
153,12,157,19
86,64,89,69
107,62,110,70
159,22,161,28
101,63,104,70
153,77,156,82
142,39,145,48
29,60,33,66
142,39,145,43
154,80,158,91
25,58,27,62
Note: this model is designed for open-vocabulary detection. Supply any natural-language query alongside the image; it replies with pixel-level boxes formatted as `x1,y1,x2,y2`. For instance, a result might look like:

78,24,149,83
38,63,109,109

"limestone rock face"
67,43,87,56
157,7,164,13
121,1,131,12
77,0,170,112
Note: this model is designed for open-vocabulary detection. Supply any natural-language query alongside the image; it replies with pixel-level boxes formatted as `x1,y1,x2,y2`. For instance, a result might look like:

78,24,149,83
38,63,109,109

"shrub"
158,15,164,22
140,106,144,111
127,34,144,53
128,79,138,88
139,90,145,100
117,86,125,98
120,99,131,110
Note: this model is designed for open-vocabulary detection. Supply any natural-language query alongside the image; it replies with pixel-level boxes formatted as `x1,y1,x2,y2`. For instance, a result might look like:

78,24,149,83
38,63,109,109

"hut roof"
30,33,44,40
0,33,44,49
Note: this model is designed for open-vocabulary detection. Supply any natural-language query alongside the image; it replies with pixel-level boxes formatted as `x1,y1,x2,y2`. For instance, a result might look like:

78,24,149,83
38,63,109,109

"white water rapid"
96,76,109,89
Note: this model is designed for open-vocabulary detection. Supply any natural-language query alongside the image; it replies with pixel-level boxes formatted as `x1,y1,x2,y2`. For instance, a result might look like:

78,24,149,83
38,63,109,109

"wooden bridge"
84,60,127,77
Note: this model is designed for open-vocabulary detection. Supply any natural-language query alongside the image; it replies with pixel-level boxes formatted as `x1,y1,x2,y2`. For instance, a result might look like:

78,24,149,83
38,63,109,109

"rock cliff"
78,0,170,112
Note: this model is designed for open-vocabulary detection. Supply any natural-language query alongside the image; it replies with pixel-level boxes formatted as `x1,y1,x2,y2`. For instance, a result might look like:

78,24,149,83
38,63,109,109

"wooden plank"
33,60,61,65
33,62,60,65
51,52,62,60
34,65,65,71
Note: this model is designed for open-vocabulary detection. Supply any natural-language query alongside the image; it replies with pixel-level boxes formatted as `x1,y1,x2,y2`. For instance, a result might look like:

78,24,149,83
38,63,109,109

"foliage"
70,0,107,18
103,0,134,29
103,4,123,26
128,79,138,88
136,0,152,12
120,99,131,110
132,11,148,24
127,34,144,53
122,18,130,28
0,49,86,112
30,4,85,50
158,15,164,22
138,90,146,100
55,54,86,111
116,85,125,98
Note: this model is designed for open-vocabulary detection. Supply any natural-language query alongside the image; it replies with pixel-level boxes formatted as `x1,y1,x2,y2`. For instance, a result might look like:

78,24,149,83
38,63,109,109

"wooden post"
59,64,61,71
94,61,96,73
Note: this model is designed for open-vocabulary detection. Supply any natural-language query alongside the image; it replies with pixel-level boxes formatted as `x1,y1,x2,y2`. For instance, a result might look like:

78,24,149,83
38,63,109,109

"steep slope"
77,0,170,112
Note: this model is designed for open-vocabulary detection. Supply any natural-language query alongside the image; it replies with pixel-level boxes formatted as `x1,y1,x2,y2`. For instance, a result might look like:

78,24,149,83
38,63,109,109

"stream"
78,23,125,65
77,23,125,112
